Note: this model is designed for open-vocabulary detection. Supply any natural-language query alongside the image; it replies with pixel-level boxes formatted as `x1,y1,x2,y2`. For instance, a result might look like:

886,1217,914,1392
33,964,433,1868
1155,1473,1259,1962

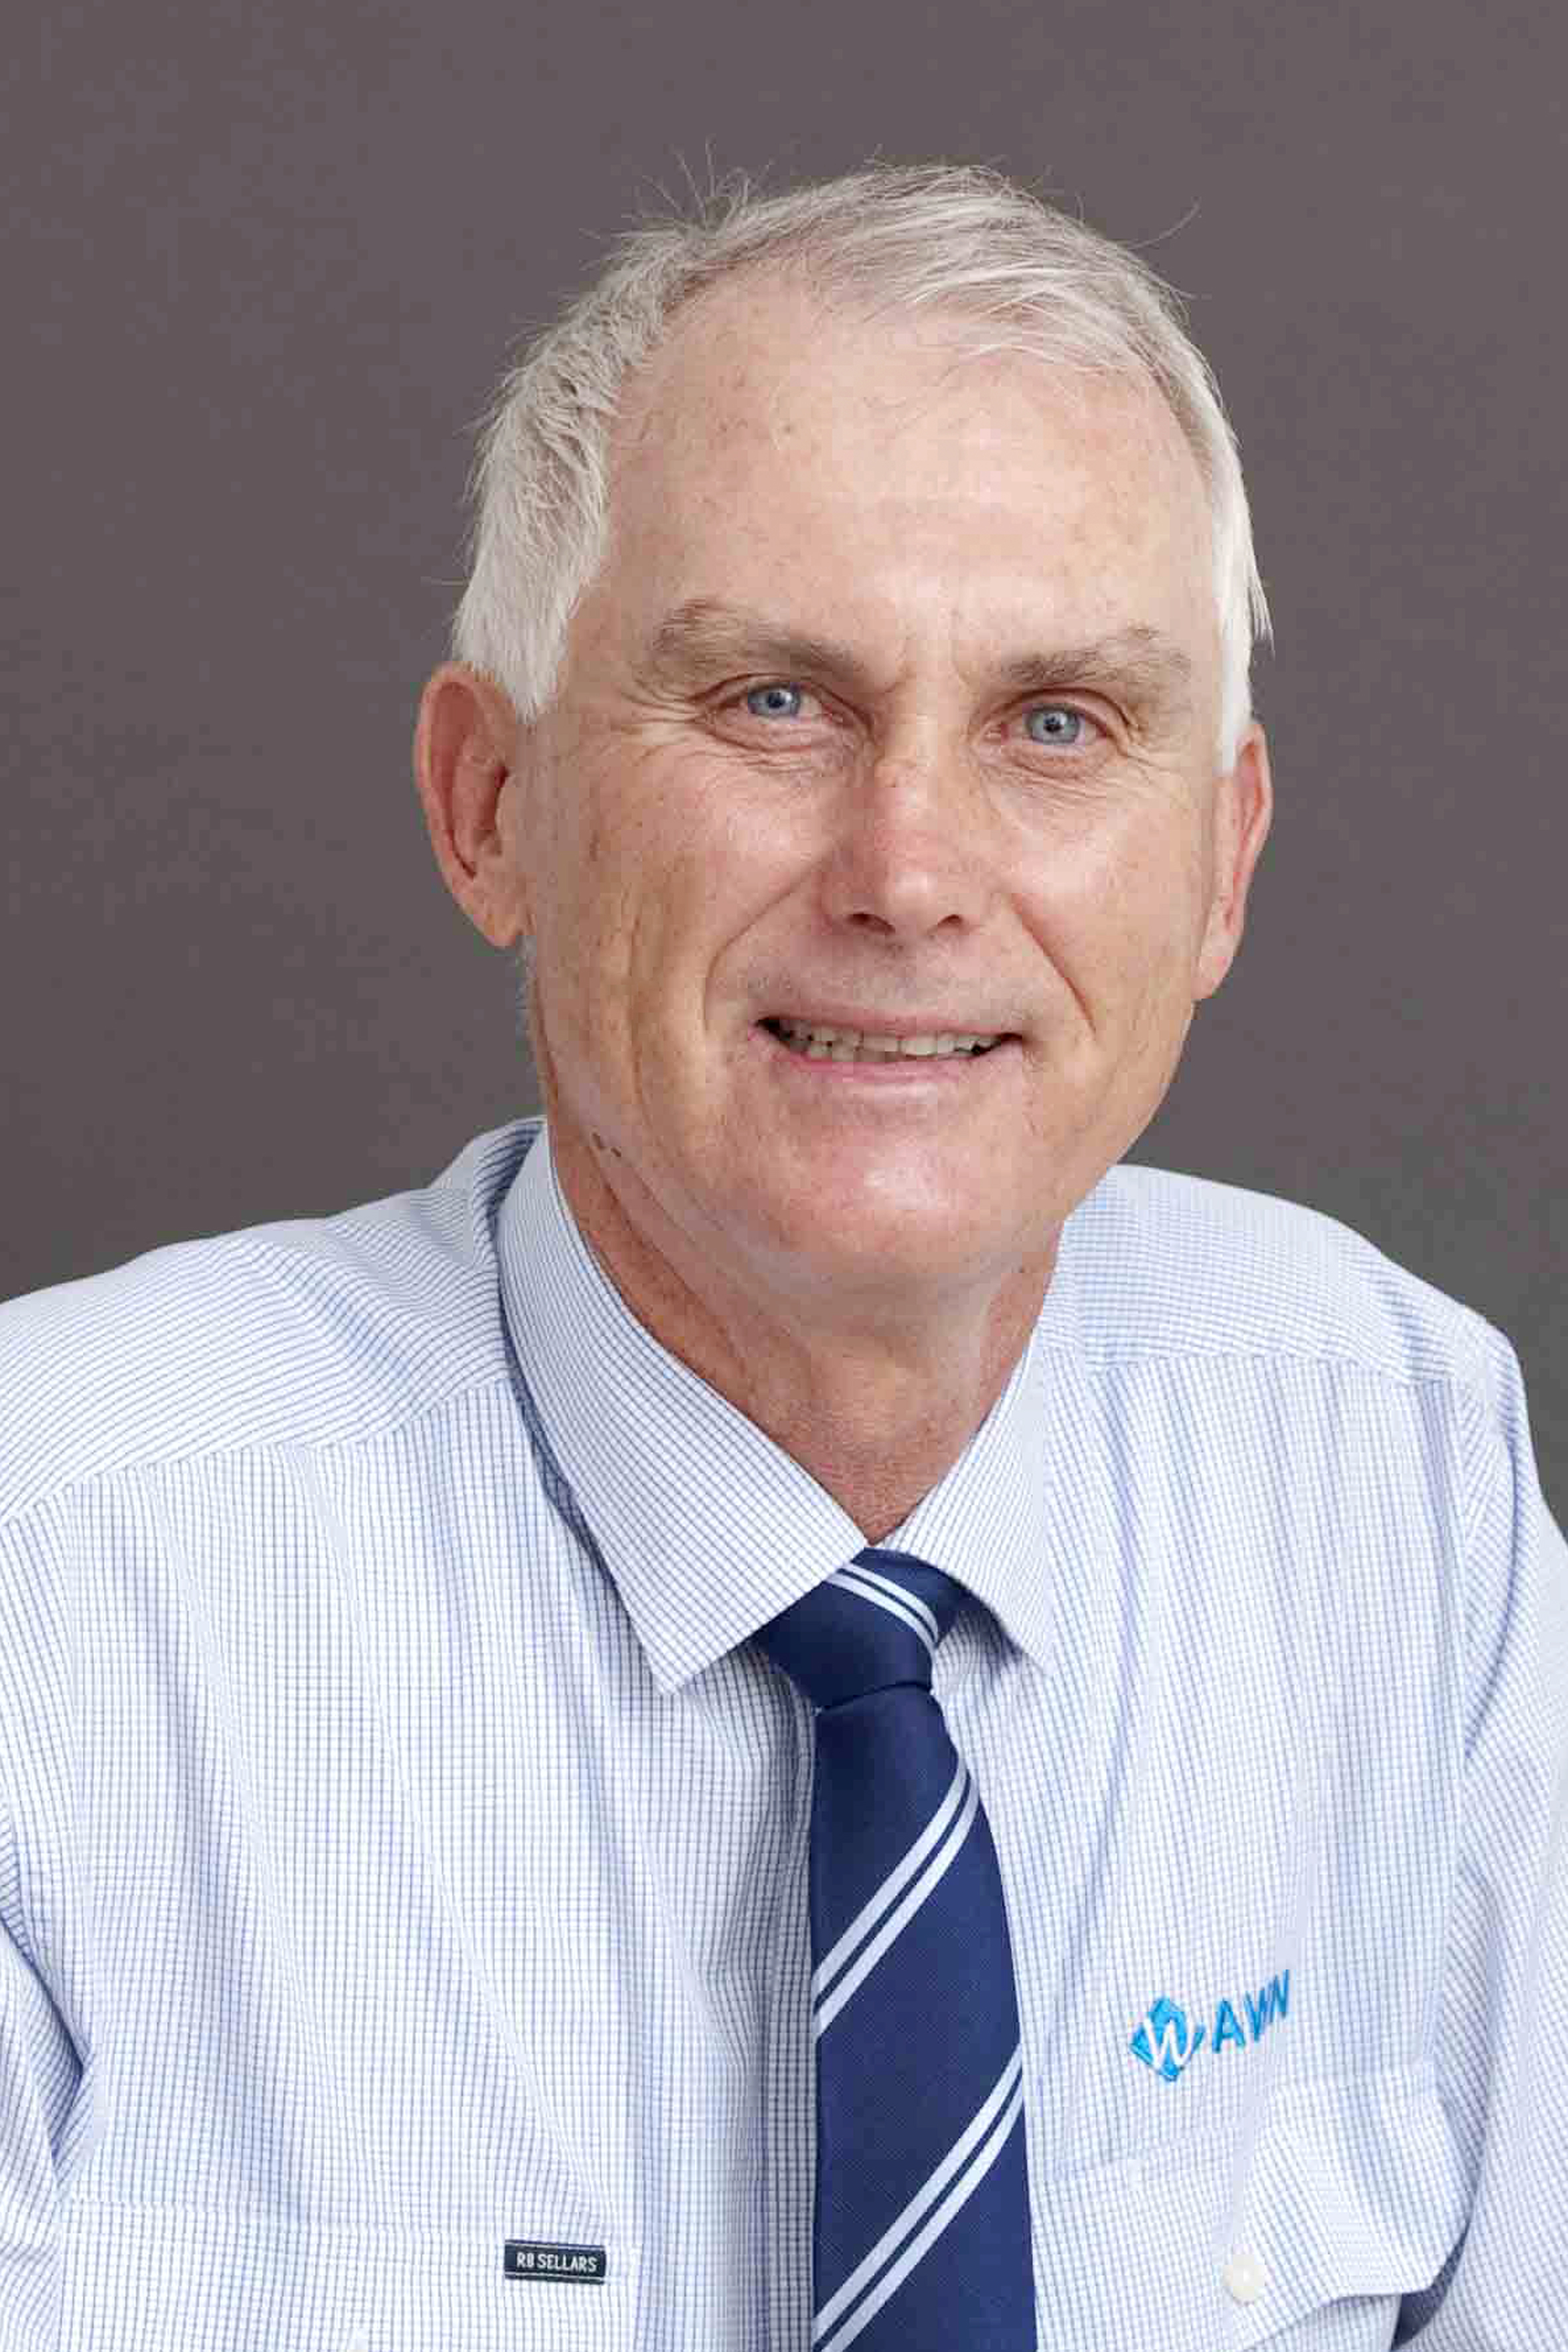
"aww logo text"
1129,1970,1291,2083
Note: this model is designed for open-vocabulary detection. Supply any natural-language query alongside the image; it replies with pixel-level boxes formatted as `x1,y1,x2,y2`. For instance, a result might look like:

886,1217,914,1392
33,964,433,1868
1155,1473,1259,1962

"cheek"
538,770,655,990
1046,818,1207,1030
553,831,720,1089
626,771,797,1004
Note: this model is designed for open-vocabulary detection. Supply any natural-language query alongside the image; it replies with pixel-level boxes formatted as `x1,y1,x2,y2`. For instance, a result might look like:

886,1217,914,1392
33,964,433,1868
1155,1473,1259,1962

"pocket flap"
1219,2067,1468,2344
1032,2066,1468,2347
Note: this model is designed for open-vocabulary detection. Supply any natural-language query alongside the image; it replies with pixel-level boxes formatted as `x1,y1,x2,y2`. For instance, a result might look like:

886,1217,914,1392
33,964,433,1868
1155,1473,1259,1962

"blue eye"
744,682,806,719
1024,704,1087,747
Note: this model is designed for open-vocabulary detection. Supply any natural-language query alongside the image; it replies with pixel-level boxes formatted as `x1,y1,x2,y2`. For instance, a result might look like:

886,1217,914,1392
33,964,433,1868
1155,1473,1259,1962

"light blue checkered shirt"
1,1114,1564,2350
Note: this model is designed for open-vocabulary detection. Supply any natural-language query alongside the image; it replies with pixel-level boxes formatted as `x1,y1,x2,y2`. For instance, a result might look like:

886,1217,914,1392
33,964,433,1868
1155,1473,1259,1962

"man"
1,161,1563,2351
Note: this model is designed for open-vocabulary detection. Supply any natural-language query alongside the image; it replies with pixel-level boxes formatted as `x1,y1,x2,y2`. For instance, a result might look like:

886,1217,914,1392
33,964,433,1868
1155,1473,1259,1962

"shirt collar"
495,1120,1081,1694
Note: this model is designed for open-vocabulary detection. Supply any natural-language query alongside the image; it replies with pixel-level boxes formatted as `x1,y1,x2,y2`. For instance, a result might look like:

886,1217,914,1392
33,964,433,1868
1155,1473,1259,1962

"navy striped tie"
755,1547,1038,2349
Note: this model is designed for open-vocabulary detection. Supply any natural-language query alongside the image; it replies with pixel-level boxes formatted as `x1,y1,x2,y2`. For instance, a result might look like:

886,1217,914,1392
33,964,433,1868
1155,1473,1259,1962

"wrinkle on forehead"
617,266,1158,469
595,268,1221,722
611,284,1211,611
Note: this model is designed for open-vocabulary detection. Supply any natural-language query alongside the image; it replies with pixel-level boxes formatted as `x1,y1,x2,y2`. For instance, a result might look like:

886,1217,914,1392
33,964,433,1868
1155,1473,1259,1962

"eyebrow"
639,597,1196,727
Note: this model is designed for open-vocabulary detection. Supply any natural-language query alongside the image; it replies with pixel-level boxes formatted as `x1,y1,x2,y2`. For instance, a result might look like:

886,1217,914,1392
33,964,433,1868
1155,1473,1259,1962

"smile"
761,1018,1011,1062
755,1019,1022,1080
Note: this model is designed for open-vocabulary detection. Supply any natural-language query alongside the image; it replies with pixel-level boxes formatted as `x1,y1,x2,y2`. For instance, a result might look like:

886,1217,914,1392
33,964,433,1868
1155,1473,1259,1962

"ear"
412,662,533,949
1194,723,1274,1002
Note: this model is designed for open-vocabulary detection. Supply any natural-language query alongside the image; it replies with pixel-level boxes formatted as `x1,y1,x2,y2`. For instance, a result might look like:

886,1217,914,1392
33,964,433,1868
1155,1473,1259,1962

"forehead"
617,268,1205,504
593,270,1217,673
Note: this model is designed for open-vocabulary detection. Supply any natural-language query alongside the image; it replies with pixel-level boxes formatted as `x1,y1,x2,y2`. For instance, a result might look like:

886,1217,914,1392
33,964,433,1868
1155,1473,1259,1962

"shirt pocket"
60,2205,642,2351
1031,2065,1468,2348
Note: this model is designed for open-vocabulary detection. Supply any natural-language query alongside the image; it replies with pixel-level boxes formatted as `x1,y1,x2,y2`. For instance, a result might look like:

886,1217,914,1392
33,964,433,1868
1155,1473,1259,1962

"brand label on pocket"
503,2240,607,2284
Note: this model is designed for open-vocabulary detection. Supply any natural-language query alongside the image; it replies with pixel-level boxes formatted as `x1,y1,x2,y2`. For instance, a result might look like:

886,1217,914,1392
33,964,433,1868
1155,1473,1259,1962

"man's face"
504,275,1271,1322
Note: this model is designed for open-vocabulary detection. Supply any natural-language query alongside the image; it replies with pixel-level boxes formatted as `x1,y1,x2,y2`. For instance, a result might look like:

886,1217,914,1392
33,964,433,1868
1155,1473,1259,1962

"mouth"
757,1016,1020,1063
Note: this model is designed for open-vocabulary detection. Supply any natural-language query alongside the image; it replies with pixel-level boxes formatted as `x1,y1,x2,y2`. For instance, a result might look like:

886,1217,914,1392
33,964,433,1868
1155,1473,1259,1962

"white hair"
454,160,1273,861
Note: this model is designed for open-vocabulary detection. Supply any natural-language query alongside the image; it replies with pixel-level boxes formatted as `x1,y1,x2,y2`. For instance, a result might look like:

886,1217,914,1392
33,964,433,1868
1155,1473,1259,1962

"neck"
545,1113,1056,1543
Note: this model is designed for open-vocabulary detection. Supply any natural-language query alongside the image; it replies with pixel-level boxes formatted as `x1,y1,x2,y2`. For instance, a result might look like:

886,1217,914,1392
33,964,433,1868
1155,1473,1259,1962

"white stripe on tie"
812,2045,1026,2352
811,1753,970,2007
813,1766,979,2036
830,1563,939,1654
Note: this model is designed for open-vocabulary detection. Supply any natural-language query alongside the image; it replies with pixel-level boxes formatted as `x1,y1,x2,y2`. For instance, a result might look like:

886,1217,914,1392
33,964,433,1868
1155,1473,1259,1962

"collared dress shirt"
1,1113,1565,2351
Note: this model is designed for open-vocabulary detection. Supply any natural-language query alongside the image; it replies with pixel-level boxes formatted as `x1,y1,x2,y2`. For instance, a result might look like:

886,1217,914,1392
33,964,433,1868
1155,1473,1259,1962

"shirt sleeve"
0,1496,82,2352
1395,1326,1568,2344
0,1786,72,2352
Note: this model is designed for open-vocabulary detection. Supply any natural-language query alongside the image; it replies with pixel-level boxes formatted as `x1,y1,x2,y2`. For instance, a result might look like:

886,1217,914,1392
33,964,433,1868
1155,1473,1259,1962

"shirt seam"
0,1366,521,1537
0,1348,1486,1539
0,1771,46,1982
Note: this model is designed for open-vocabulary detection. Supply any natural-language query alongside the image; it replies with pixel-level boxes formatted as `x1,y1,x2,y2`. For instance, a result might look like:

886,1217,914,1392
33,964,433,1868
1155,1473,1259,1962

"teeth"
774,1019,1000,1057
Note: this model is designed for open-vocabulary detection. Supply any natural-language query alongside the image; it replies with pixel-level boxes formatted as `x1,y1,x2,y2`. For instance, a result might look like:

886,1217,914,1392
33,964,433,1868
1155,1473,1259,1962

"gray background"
6,1,1564,1515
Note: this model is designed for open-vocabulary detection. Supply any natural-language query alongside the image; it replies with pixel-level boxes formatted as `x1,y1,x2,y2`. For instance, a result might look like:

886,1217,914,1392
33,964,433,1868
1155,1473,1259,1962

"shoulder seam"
0,1365,519,1537
1032,1333,1490,1395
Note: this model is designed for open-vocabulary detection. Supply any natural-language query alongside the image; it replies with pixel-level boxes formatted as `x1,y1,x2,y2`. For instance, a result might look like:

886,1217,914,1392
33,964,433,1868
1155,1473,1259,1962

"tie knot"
753,1547,965,1712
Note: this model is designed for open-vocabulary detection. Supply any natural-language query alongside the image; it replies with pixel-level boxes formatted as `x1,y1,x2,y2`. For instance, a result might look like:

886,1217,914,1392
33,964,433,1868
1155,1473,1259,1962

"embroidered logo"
1129,1969,1291,2082
503,2240,607,2284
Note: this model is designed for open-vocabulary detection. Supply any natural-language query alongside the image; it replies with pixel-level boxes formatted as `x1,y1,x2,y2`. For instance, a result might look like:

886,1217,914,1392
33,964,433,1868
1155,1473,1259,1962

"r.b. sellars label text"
503,2240,607,2285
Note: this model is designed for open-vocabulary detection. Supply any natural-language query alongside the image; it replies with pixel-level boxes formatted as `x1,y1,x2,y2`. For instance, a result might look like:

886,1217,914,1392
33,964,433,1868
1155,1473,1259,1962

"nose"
815,734,996,940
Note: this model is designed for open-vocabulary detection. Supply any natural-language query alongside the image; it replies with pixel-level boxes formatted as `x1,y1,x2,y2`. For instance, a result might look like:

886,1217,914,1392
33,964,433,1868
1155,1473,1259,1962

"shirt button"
344,2331,371,2352
1223,2250,1268,2304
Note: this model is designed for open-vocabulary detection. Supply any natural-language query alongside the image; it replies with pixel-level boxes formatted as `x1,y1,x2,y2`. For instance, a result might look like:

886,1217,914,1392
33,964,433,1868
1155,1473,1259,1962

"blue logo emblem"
1129,1970,1290,2082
